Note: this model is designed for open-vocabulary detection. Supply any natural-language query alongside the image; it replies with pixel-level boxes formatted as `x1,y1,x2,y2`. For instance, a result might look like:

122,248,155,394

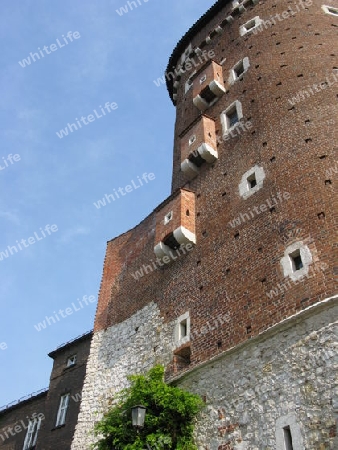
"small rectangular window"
240,16,262,36
247,173,257,189
283,426,294,450
290,250,303,271
56,394,70,427
189,135,196,146
164,211,173,225
245,19,256,30
179,319,188,339
67,355,77,367
322,5,338,15
228,109,239,127
234,61,245,78
23,418,41,450
200,74,207,84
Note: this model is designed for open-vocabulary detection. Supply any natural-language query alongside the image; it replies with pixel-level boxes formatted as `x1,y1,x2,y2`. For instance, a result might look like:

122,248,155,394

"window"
280,243,313,281
174,312,190,346
200,74,207,84
228,108,239,127
239,165,266,199
234,61,245,78
276,414,303,450
66,355,77,367
290,250,303,271
23,417,41,450
55,394,70,427
239,16,263,36
189,135,196,146
164,211,173,225
221,100,243,135
230,57,250,83
247,173,257,189
283,426,294,450
322,5,338,15
179,319,188,339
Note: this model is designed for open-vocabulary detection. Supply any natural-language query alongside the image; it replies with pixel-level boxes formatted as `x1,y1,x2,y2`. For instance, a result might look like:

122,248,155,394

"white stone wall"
71,302,174,450
177,298,338,450
72,297,338,450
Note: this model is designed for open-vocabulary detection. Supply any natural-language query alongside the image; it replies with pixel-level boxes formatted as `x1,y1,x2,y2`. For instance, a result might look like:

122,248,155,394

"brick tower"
72,0,338,448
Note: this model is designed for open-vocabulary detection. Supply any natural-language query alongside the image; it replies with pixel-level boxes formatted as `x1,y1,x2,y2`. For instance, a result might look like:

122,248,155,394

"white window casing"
322,5,338,15
23,417,42,450
280,242,313,282
173,312,190,347
276,413,304,450
55,393,70,427
239,165,266,199
229,57,250,84
240,16,263,36
164,211,173,225
221,100,243,136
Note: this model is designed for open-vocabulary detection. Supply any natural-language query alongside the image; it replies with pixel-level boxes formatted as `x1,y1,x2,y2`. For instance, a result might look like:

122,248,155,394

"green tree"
92,365,204,450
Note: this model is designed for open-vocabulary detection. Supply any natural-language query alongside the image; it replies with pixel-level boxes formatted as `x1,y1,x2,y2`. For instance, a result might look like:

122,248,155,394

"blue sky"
0,0,217,407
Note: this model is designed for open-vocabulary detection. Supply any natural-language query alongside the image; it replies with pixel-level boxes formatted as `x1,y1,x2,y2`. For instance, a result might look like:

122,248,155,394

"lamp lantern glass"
131,405,146,429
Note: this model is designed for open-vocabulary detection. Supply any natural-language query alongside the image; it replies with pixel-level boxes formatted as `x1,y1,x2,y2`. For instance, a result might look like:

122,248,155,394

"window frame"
55,393,70,427
230,57,250,84
221,100,244,136
23,417,42,450
322,5,338,16
66,355,77,367
239,16,263,36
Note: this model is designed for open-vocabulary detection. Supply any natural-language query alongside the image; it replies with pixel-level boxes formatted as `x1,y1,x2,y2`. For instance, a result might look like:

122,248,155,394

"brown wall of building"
0,393,47,450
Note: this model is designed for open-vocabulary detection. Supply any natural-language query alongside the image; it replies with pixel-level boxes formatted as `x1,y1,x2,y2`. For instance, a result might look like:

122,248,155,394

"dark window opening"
189,151,205,167
228,108,239,127
290,250,303,271
234,61,245,78
163,233,180,250
283,426,294,450
247,173,257,189
200,85,217,104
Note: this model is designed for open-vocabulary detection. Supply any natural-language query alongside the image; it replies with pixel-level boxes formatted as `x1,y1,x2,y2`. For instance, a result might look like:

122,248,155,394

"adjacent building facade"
0,332,92,450
71,0,338,449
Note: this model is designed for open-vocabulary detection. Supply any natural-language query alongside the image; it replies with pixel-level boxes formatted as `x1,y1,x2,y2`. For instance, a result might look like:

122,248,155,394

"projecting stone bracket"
181,143,218,180
154,226,196,260
193,80,226,111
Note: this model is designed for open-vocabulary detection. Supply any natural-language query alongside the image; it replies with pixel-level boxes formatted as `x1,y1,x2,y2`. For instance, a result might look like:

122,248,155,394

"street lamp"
131,405,146,431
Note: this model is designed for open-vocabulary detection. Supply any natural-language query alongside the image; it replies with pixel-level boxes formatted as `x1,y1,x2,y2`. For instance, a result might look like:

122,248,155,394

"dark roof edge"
0,389,48,415
166,0,230,103
48,330,93,359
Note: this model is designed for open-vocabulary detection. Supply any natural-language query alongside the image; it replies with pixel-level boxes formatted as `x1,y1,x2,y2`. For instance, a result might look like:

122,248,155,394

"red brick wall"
94,0,338,374
180,116,217,163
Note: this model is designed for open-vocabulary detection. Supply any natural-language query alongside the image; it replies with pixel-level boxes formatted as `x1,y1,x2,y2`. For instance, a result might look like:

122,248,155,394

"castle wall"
72,297,337,449
72,0,338,447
